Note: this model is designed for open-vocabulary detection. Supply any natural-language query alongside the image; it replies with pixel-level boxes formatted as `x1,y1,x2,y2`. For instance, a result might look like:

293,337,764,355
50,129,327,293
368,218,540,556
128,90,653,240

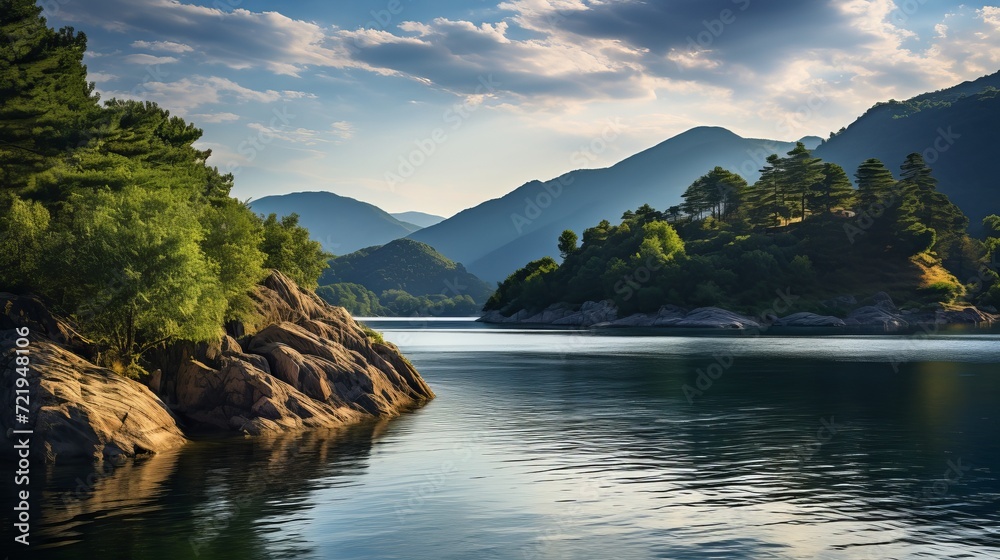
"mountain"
815,71,1000,233
409,127,799,282
797,136,824,150
319,238,494,303
391,211,446,228
250,191,420,255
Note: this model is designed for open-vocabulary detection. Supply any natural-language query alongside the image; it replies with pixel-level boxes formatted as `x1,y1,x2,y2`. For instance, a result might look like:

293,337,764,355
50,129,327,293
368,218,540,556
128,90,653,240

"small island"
482,154,1000,332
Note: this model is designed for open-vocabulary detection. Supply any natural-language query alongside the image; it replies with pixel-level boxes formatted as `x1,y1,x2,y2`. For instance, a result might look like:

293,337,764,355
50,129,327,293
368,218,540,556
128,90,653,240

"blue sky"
43,0,1000,217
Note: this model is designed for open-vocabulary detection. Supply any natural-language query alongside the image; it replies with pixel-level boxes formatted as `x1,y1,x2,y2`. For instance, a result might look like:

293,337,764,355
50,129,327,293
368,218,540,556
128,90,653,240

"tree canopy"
0,4,331,371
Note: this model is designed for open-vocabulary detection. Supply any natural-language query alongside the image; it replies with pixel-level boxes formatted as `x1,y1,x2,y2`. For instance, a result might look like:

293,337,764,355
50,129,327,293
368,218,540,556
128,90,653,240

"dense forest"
486,143,1000,317
316,239,490,316
0,1,329,375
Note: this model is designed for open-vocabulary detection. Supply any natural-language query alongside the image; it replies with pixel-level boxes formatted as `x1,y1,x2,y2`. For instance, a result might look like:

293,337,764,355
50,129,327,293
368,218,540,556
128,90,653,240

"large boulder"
774,312,847,327
551,300,618,327
676,307,761,329
911,307,997,326
0,334,186,464
844,306,909,332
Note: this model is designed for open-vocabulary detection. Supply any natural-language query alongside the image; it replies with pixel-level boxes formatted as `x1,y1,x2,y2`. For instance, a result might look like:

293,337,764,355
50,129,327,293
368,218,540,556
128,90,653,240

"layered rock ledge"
1,271,433,464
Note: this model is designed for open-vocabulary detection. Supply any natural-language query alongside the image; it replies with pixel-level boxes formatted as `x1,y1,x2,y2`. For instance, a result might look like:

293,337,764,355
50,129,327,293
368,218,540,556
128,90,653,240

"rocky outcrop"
479,291,997,331
0,295,186,464
773,312,847,328
929,307,994,325
151,271,433,436
1,271,434,463
674,307,760,329
482,300,619,327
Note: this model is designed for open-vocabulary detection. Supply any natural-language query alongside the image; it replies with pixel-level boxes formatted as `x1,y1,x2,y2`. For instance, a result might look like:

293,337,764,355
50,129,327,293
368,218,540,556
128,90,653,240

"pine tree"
748,154,792,229
854,159,896,211
898,153,970,265
0,0,99,191
811,163,855,213
781,143,823,220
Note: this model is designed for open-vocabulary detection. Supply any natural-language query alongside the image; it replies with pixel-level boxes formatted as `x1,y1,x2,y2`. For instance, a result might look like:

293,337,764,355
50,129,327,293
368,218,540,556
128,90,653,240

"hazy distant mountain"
320,238,493,303
391,211,446,229
797,136,824,150
409,127,798,282
250,191,420,255
815,70,1000,233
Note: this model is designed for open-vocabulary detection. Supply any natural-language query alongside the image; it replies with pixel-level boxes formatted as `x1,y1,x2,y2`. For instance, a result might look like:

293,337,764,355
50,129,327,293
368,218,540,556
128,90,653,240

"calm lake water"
14,320,1000,559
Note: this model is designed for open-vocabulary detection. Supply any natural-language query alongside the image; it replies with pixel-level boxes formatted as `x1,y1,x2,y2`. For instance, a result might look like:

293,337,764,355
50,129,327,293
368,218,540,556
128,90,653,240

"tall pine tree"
0,0,99,192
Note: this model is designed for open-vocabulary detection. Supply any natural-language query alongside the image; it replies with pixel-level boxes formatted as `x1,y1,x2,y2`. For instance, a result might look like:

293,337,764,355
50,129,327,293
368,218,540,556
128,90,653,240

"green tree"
0,193,50,290
201,198,268,321
557,229,579,258
260,213,330,289
681,167,747,222
898,153,968,262
0,0,100,191
781,143,823,220
317,283,386,316
811,162,855,213
748,154,793,228
484,256,559,312
48,186,227,367
854,158,897,211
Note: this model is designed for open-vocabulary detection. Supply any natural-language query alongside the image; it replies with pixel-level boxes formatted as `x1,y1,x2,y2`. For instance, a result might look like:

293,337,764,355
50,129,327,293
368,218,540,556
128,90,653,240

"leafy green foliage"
681,166,747,222
0,193,50,290
0,0,99,190
0,7,335,372
201,198,268,322
316,283,386,316
557,229,578,258
261,213,330,290
359,324,386,346
319,238,493,303
46,186,227,363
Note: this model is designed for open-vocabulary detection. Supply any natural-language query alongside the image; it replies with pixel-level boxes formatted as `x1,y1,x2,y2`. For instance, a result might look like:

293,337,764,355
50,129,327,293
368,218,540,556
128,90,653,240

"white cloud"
131,40,193,53
247,123,342,146
52,0,1000,142
189,112,241,123
52,0,353,77
331,121,356,140
123,54,179,65
101,76,311,113
87,71,118,83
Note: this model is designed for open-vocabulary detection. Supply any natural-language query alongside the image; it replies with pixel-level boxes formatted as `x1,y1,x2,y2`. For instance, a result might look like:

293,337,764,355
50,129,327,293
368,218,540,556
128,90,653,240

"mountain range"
391,211,446,228
257,71,1000,283
249,191,422,255
408,128,804,281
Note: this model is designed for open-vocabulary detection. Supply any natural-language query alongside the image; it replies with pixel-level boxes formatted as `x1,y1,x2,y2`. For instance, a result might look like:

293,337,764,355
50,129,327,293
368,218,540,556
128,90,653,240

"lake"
16,319,1000,559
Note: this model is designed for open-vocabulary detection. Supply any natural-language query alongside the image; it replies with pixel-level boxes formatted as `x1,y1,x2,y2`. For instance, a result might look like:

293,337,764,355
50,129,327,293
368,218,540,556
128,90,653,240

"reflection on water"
10,321,1000,559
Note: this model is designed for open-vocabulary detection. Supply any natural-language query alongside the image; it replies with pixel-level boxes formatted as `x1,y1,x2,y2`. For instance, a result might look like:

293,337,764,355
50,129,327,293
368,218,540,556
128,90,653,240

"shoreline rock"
1,271,434,464
480,293,998,333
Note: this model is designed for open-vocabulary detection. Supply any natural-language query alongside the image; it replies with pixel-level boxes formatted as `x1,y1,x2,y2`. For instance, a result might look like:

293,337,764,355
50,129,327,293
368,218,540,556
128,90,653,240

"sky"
42,0,1000,218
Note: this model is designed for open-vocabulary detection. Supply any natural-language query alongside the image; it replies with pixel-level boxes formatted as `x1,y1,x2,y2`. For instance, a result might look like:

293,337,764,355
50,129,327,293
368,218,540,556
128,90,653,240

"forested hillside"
316,239,491,316
487,144,1000,317
0,1,328,374
815,71,1000,233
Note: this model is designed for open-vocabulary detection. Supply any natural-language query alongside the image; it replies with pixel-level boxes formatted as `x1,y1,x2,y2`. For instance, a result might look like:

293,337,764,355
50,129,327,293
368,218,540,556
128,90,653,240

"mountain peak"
674,126,742,141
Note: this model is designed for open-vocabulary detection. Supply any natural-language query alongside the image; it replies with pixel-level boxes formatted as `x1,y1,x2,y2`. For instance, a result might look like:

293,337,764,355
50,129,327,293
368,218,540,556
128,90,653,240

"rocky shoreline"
479,292,998,333
1,271,434,464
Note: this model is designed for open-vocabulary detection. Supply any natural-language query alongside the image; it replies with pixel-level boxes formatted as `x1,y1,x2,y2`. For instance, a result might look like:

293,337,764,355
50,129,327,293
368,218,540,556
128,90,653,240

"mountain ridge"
250,191,420,255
